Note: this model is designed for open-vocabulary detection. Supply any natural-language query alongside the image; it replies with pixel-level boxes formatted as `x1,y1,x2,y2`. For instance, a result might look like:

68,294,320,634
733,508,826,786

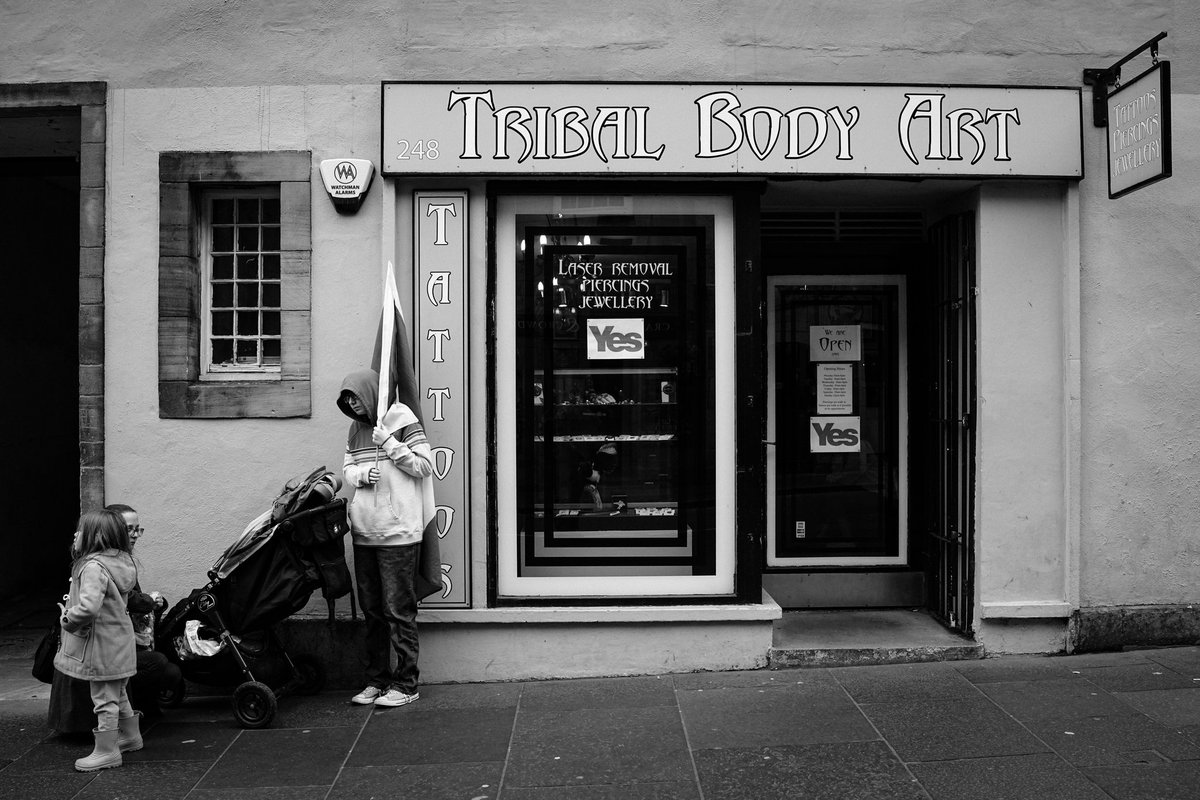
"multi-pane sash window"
203,191,282,376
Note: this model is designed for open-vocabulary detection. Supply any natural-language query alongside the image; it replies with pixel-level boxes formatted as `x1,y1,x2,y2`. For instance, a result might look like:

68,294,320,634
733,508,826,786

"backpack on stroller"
154,467,351,728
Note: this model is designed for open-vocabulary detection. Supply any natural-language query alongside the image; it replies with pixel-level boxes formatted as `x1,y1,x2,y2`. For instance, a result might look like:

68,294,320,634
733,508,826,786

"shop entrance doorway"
766,274,907,568
764,273,918,607
757,207,931,614
758,205,976,635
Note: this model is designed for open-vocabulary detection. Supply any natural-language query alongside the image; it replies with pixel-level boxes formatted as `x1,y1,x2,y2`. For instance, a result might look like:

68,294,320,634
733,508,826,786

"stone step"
769,608,984,669
769,641,985,669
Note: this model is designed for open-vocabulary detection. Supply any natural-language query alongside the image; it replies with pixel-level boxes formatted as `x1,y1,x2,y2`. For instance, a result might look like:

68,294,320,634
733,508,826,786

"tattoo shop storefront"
376,83,1083,681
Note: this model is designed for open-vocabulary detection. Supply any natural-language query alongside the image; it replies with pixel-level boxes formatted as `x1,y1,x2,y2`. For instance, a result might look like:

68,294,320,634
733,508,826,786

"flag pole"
375,261,398,472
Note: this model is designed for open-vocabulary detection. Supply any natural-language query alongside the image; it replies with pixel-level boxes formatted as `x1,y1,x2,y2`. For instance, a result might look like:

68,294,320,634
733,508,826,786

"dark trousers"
128,649,182,718
354,543,420,694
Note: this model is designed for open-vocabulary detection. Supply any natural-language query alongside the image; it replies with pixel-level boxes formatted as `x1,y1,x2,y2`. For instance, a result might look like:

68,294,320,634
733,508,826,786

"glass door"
766,276,907,566
495,195,736,599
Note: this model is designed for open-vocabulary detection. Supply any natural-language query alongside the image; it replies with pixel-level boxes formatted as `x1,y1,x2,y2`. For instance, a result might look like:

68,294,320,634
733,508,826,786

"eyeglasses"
127,525,144,536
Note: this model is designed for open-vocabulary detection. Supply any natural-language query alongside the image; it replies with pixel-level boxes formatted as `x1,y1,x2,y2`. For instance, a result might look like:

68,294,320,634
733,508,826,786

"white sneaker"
374,689,419,708
351,685,384,705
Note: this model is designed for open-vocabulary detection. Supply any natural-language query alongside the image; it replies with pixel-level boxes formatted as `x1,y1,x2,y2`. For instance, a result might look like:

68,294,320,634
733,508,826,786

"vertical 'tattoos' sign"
414,191,470,607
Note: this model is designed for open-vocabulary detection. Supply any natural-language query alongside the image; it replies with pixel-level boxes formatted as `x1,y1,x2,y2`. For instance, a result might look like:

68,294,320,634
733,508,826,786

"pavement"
2,622,1200,800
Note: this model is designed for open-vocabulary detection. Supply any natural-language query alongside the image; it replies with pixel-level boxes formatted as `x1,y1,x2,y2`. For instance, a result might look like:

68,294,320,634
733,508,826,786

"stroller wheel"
159,676,187,709
292,654,326,696
232,681,277,729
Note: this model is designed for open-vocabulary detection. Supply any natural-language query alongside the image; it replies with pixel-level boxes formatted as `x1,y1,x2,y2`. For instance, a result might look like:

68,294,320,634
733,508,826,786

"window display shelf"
534,434,675,442
537,367,676,376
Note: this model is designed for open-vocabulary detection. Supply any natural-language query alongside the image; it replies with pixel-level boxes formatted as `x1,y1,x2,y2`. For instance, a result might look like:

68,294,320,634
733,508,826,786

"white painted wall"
104,85,385,596
1077,98,1200,607
976,182,1070,609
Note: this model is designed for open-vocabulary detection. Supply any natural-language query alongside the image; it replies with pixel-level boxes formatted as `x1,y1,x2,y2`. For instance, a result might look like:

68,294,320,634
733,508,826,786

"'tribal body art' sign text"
382,83,1082,178
1107,62,1171,198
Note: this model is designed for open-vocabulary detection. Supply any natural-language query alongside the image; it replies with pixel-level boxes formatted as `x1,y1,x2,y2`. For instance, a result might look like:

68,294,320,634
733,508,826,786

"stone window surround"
158,150,312,418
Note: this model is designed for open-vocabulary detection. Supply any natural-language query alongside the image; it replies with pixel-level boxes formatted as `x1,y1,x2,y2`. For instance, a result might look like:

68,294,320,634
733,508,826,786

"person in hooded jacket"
337,368,434,708
54,509,142,772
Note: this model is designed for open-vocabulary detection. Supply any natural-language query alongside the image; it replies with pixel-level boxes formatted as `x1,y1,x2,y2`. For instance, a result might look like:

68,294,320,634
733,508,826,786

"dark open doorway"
0,108,81,608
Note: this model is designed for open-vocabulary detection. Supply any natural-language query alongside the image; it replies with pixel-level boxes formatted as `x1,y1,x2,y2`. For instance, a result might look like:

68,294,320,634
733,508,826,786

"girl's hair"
73,509,131,559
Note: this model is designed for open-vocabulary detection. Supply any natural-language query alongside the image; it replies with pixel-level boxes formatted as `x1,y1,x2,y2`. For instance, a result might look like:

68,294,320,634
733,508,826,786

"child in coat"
54,509,140,772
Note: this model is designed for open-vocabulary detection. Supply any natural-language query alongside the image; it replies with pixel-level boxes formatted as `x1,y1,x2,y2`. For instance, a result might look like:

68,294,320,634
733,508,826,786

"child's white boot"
117,712,143,752
75,729,122,772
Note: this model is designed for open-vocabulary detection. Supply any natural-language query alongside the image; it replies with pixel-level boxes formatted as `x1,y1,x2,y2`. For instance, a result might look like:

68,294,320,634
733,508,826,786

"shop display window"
495,195,736,599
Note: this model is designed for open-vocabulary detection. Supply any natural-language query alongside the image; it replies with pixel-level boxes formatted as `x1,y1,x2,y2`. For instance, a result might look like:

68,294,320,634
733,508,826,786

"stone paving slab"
1074,662,1199,692
1143,646,1200,675
674,666,840,691
831,661,982,702
951,655,1098,684
677,682,877,750
908,752,1111,800
194,725,361,791
1112,686,1200,727
501,781,700,799
347,704,515,766
976,677,1143,722
1024,711,1200,767
693,741,928,800
326,763,503,800
505,705,694,789
71,760,212,800
519,674,677,711
858,696,1051,762
1082,760,1200,800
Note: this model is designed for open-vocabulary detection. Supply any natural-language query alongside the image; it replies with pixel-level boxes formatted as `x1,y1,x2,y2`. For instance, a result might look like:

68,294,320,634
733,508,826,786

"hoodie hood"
338,369,380,425
81,549,138,595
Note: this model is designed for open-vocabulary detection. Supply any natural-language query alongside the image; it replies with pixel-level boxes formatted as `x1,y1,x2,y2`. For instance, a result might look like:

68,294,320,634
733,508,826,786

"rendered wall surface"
104,85,385,596
976,183,1069,610
1077,98,1200,607
1,1,1197,619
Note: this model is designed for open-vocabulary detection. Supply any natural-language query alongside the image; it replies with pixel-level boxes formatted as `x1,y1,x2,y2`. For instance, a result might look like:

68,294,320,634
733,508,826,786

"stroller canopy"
213,509,276,580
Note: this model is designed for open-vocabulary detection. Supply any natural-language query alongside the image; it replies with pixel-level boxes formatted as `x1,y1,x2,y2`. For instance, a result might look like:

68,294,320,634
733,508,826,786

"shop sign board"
414,191,470,607
382,82,1082,178
1107,62,1171,198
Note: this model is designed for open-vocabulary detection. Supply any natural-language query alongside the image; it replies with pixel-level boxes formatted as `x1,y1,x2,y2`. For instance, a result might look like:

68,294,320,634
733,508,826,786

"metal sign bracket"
1083,31,1167,127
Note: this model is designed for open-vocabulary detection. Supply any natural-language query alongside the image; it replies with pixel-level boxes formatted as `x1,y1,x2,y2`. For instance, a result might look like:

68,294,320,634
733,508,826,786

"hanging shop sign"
382,82,1082,178
414,190,470,607
1083,32,1171,198
1106,63,1171,198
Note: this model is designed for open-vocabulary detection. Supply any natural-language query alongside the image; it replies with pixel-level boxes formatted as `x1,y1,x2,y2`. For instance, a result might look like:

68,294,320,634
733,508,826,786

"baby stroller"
154,466,352,728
